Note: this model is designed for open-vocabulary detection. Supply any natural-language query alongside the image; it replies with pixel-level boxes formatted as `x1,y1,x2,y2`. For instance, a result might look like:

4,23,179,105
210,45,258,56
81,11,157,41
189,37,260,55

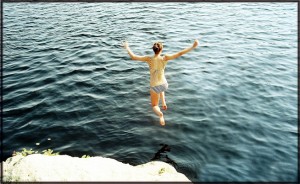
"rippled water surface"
3,2,297,182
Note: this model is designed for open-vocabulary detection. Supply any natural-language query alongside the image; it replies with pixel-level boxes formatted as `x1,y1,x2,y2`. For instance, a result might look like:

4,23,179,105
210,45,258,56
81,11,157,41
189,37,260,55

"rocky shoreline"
2,154,191,182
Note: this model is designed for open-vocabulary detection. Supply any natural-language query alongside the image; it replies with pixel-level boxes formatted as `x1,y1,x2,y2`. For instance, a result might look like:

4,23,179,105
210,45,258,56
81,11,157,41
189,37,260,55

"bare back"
147,56,168,87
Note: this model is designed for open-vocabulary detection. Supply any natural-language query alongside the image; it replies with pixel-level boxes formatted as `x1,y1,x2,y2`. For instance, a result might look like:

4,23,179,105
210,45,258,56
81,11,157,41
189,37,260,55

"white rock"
3,154,191,182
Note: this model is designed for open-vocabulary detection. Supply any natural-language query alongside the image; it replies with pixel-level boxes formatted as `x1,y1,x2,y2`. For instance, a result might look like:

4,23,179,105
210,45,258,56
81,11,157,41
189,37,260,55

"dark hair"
152,42,163,54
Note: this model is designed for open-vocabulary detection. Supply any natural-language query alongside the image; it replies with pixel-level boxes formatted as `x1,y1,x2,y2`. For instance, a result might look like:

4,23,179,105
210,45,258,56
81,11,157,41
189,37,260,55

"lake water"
3,2,298,182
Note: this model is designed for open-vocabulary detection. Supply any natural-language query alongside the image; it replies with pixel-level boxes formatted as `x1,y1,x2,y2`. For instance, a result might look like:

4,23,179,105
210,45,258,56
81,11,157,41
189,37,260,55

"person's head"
152,42,163,55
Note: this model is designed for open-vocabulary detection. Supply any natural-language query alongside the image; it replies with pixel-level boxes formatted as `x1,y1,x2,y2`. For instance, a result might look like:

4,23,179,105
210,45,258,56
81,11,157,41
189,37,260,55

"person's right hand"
122,41,129,49
193,39,199,48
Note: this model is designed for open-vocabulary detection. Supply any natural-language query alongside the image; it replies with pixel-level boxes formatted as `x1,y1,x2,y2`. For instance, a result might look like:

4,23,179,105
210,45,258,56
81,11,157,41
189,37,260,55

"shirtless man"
123,39,199,126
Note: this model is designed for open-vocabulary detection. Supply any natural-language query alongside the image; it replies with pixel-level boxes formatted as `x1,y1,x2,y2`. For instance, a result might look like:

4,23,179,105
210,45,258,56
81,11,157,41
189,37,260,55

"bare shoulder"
163,54,171,61
144,55,152,62
135,55,151,62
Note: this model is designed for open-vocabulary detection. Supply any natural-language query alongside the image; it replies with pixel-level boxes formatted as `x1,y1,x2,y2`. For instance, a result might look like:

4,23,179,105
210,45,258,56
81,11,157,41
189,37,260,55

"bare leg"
160,92,167,110
150,90,165,126
153,106,165,126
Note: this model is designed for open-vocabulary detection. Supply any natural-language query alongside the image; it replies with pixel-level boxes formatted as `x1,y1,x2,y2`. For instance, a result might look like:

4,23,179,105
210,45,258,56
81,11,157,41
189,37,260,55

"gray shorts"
150,83,168,94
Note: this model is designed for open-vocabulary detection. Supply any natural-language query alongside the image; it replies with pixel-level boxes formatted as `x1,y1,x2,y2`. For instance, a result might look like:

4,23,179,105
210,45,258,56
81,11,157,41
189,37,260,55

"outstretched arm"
164,39,199,61
123,41,149,62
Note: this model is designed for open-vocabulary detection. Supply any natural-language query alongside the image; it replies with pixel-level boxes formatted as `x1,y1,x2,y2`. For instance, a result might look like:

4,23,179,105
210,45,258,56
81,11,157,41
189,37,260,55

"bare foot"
152,105,166,126
159,115,165,126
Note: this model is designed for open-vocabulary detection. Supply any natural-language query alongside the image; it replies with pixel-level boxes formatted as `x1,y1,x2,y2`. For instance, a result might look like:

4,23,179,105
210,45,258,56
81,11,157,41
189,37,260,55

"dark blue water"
3,2,297,182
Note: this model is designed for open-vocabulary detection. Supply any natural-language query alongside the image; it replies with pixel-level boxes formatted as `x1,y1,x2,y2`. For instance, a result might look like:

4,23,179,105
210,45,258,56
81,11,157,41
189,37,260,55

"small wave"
69,33,101,38
73,80,94,89
34,47,66,53
111,67,135,73
4,99,48,118
61,69,93,77
94,67,107,72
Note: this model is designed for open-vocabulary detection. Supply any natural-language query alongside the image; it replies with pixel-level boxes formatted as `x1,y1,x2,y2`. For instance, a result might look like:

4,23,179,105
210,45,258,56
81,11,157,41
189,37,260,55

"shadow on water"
150,144,178,169
150,144,199,181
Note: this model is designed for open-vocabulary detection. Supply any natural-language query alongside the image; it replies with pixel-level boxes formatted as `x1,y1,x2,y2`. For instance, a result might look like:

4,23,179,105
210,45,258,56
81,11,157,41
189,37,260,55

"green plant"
14,148,59,157
158,168,165,175
13,148,96,158
15,148,38,156
42,149,59,156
